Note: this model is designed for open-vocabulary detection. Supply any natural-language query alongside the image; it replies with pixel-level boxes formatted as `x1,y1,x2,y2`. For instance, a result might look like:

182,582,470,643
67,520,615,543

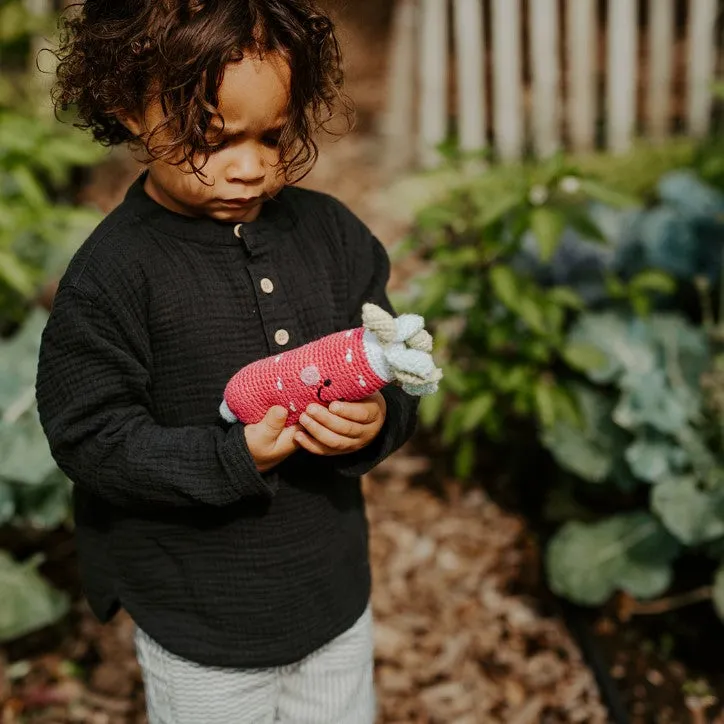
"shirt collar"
123,171,295,249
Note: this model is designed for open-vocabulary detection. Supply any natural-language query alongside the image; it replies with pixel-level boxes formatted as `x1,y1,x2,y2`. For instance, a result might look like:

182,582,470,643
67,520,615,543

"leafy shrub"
0,0,105,641
395,156,666,477
0,109,104,330
544,307,724,616
396,145,724,622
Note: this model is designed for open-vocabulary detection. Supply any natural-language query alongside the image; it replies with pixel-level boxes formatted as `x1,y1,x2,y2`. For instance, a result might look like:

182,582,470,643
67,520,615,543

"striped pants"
134,605,376,724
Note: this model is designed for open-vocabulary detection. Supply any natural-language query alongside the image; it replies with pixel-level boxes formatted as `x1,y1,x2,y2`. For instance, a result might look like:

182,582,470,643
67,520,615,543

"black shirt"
35,175,418,667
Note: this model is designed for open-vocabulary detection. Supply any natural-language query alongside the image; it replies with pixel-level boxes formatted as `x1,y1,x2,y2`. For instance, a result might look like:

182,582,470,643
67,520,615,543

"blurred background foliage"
0,0,103,641
392,137,724,626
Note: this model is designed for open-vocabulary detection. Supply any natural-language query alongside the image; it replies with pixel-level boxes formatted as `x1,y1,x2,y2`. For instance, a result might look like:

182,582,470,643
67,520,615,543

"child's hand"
244,406,302,473
295,392,387,457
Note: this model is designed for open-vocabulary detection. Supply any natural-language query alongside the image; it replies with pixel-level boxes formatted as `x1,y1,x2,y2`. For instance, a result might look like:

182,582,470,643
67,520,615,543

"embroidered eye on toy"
220,303,443,426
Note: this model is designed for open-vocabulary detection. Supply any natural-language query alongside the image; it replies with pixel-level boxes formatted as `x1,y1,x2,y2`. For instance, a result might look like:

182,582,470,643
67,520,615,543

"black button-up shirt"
35,175,418,667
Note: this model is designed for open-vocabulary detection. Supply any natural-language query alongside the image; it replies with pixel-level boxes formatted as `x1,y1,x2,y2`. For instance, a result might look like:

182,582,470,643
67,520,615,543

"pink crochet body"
222,327,388,426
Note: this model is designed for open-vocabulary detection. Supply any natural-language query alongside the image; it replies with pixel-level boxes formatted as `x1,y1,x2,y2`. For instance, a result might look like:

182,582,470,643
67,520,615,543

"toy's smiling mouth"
317,379,332,401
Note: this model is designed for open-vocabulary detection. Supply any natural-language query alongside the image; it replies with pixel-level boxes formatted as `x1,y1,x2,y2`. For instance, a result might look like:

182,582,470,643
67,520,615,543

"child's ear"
117,111,145,137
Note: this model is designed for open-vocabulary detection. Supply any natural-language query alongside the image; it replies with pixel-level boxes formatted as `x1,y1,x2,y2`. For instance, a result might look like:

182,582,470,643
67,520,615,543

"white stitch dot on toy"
345,349,353,363
276,377,283,390
346,331,353,338
275,355,282,363
289,402,297,412
358,375,367,387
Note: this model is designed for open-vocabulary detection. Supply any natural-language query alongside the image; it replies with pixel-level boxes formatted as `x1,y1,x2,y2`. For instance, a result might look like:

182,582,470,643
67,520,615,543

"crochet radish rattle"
220,303,443,426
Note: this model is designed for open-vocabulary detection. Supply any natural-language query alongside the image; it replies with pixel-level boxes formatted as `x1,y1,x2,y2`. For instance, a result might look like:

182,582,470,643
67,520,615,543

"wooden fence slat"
418,0,449,168
530,0,561,157
491,0,523,161
383,0,418,170
648,0,675,141
566,0,597,152
687,0,718,138
453,0,486,157
607,0,638,154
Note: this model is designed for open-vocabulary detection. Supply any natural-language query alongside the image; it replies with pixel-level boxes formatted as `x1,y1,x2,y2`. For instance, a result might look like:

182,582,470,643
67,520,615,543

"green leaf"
517,296,547,335
442,405,466,446
543,301,565,338
542,384,629,484
712,564,724,621
651,476,724,546
563,206,607,243
561,342,609,374
0,249,35,297
417,272,450,316
454,437,476,479
547,286,585,311
605,274,628,299
15,471,71,529
0,406,58,486
552,385,583,427
0,307,48,412
10,166,47,207
488,265,520,312
530,207,566,261
534,379,557,428
546,512,679,606
579,179,641,208
564,313,634,384
441,364,469,397
461,394,494,433
0,552,70,642
629,270,677,296
613,370,692,435
475,188,526,228
419,391,444,429
624,434,677,485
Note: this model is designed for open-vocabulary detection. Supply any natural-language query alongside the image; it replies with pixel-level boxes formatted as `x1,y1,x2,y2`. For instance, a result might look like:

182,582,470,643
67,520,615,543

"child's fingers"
293,430,335,456
326,400,378,425
303,405,364,438
277,425,302,451
261,405,289,438
297,413,357,452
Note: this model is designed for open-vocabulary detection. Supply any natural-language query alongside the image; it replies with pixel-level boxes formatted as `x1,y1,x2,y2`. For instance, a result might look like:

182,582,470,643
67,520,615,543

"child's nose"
226,147,265,184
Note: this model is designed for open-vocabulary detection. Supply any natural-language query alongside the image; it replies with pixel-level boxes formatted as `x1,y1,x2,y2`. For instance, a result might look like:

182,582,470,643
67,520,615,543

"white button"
260,278,274,294
274,329,290,346
233,224,243,239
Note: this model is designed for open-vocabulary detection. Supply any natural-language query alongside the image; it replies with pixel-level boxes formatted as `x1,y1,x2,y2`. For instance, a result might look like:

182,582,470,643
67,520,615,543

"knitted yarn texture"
220,304,443,426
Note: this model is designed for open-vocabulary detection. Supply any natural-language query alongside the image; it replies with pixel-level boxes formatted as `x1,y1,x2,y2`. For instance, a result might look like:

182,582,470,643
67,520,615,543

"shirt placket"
233,222,296,353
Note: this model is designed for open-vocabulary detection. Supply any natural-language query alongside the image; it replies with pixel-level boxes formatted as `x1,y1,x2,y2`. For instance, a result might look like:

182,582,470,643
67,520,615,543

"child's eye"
263,136,280,148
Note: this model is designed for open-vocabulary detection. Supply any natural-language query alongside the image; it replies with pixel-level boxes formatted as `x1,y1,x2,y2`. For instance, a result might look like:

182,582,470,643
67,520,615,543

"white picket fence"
383,0,723,169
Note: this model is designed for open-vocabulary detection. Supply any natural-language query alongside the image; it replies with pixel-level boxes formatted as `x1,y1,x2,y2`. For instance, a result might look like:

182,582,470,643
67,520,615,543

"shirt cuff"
223,423,281,498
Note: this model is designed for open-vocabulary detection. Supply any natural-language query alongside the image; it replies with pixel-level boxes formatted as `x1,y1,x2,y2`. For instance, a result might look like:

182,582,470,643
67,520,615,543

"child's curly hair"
53,0,351,181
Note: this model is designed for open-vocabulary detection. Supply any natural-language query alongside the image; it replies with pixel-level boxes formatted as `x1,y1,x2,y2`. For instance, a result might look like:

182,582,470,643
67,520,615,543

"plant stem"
625,586,713,617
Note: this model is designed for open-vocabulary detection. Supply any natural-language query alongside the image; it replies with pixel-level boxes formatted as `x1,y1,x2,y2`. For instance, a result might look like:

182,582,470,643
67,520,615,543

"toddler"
35,2,418,722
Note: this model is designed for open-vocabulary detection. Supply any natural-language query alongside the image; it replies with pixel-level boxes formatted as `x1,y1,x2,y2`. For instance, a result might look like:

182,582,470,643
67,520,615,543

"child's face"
129,53,291,223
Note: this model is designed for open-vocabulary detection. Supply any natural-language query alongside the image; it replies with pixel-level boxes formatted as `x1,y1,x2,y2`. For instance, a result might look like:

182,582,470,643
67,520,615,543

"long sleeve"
329,200,419,478
36,284,277,510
